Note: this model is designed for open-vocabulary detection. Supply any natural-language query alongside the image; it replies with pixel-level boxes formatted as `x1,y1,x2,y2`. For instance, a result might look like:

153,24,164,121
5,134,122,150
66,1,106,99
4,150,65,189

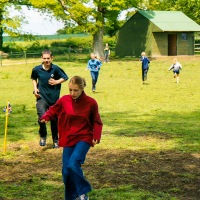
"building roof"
138,10,200,32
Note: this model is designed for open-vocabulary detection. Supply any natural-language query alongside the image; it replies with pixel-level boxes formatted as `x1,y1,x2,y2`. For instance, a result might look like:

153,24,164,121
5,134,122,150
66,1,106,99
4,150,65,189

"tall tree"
0,0,60,50
31,0,141,58
58,0,143,57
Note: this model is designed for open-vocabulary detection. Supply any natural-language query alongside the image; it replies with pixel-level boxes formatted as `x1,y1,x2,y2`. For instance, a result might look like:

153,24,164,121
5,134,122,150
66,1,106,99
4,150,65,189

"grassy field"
0,56,199,200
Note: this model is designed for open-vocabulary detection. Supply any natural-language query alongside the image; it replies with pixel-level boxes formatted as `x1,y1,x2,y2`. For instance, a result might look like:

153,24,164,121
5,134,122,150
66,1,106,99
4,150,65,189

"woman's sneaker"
75,194,89,200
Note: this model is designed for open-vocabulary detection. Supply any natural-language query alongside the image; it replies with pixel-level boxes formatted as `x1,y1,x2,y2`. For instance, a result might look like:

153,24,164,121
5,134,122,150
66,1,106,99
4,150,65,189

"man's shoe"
39,137,46,146
53,140,59,148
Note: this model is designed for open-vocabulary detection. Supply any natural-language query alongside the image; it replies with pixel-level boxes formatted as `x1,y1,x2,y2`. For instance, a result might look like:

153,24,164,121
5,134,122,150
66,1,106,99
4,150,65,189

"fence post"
3,100,10,154
24,50,27,65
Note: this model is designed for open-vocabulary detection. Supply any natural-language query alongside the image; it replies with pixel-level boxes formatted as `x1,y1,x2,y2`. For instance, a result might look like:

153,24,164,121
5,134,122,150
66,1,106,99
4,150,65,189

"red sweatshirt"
40,91,103,147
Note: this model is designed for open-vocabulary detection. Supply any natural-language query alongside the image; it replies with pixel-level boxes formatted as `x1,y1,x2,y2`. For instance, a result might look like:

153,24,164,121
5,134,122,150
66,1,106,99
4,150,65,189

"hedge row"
3,36,116,56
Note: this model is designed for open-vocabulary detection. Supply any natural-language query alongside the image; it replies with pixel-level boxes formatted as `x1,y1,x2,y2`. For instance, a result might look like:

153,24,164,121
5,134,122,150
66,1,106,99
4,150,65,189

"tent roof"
138,10,200,32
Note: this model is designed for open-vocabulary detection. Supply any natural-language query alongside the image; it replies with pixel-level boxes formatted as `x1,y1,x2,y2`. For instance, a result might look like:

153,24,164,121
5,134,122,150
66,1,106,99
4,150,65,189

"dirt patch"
87,149,200,199
0,141,199,200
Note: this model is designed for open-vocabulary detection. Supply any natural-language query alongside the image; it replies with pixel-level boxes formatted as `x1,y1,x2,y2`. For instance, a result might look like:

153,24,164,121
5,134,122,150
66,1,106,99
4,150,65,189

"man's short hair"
42,49,53,57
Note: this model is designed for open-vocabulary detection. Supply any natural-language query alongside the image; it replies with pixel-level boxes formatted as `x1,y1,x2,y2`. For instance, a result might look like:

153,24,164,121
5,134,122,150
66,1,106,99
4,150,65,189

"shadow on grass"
101,110,200,152
0,105,199,199
0,104,199,152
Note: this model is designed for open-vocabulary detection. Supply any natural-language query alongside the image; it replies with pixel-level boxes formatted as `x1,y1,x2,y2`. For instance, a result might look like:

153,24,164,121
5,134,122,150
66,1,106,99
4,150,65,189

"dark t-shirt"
104,47,110,55
31,64,68,105
140,56,150,70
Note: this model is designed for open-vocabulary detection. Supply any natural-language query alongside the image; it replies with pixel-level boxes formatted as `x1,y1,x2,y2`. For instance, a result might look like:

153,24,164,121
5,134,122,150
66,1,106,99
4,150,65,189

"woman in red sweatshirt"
40,76,103,200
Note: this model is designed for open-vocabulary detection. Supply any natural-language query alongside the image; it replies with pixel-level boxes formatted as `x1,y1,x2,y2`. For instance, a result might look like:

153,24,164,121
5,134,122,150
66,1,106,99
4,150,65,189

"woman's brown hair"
69,76,86,90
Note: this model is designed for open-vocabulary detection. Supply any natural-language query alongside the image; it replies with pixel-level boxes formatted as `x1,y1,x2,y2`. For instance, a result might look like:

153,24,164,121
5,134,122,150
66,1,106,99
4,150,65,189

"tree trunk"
92,26,104,59
92,5,105,60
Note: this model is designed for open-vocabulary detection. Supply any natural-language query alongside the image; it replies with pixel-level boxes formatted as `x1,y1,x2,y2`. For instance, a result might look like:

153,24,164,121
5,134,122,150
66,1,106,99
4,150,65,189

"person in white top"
168,58,182,83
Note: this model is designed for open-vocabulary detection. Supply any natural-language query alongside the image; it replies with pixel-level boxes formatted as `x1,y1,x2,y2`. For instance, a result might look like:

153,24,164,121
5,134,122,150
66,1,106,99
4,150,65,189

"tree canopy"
147,0,200,25
41,0,200,57
0,0,43,50
28,0,142,57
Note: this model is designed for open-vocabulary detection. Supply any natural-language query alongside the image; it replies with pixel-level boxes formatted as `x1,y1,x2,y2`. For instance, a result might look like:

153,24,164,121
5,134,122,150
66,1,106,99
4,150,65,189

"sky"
11,6,65,35
9,6,129,35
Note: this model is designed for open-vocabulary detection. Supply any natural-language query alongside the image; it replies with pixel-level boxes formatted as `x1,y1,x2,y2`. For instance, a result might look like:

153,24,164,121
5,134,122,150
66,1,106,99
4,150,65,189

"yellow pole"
3,101,9,154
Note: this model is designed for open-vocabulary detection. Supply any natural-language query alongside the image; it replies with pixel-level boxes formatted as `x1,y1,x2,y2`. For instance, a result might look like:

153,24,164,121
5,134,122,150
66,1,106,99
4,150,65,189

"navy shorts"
173,70,180,74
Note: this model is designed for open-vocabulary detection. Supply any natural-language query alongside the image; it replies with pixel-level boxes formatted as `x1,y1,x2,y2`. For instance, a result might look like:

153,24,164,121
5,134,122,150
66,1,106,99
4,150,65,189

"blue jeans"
90,71,99,90
62,141,92,200
142,68,149,81
36,98,58,141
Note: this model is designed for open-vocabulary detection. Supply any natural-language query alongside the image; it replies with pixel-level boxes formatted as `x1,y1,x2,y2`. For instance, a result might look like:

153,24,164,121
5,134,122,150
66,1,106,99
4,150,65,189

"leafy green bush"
3,35,116,58
51,37,93,49
26,41,49,52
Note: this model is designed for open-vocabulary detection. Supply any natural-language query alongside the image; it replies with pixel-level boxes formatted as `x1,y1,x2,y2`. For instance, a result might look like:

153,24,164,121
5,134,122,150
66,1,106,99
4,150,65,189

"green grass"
0,56,199,199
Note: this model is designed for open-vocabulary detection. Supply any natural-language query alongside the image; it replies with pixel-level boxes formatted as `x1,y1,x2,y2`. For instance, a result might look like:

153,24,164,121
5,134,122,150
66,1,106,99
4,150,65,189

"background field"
0,56,199,200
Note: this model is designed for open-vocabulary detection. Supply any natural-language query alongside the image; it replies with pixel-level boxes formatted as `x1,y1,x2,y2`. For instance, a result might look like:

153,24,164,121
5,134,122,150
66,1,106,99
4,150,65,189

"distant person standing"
104,43,110,63
86,53,102,92
138,52,150,84
31,49,69,148
168,58,182,83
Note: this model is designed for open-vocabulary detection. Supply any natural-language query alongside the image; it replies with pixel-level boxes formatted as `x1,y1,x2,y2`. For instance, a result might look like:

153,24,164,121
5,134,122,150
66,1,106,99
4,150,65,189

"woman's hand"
40,119,47,123
92,139,99,146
